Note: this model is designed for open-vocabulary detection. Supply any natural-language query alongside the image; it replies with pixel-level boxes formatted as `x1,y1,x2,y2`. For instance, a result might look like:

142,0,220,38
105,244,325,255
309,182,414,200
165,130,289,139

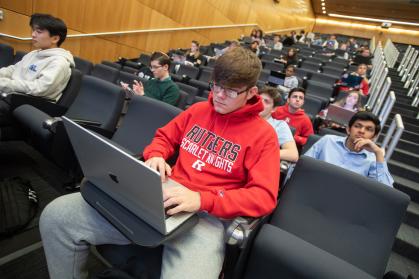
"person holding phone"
120,52,180,106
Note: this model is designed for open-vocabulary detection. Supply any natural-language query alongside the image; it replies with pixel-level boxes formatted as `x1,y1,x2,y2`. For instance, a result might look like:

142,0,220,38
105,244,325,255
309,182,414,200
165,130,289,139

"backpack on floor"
0,177,38,236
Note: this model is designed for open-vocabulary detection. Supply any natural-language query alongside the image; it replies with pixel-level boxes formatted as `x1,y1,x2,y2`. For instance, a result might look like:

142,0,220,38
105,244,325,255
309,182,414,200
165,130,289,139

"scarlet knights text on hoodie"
0,48,75,101
272,104,314,146
143,94,280,219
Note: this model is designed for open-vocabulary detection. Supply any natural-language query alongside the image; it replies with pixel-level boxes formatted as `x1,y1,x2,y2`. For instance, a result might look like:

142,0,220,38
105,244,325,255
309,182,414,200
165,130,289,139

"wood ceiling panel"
312,0,419,23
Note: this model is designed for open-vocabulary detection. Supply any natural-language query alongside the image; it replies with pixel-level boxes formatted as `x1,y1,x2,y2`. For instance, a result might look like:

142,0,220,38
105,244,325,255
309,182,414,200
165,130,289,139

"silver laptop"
62,116,194,235
326,104,356,126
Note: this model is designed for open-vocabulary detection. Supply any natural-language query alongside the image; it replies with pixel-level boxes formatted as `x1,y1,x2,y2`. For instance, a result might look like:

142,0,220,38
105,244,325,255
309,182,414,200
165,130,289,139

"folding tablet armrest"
69,118,115,139
2,92,67,116
244,224,375,279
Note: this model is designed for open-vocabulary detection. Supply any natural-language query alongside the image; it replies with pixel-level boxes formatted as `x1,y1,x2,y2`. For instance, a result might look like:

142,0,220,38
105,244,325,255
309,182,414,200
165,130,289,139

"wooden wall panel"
0,0,315,63
0,0,32,15
313,16,419,46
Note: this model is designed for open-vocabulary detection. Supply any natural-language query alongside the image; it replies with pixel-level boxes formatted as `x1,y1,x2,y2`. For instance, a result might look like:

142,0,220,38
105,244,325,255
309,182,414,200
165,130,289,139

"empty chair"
258,70,270,83
263,61,284,72
260,54,277,62
0,43,14,68
188,69,211,94
300,61,321,73
240,155,409,279
322,66,344,78
123,60,142,70
309,72,339,87
176,90,189,110
101,60,122,70
303,95,324,119
74,56,94,75
176,82,200,105
91,64,120,84
304,57,324,65
121,66,138,75
111,95,182,154
306,80,334,101
171,64,200,81
295,68,314,80
312,54,332,63
138,54,151,66
333,57,349,65
13,75,125,169
324,61,347,71
117,71,147,86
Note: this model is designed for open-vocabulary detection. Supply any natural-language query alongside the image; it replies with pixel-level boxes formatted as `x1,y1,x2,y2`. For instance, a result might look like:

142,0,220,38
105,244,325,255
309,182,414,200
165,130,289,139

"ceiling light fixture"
322,11,327,14
322,7,326,10
328,13,419,27
321,3,325,6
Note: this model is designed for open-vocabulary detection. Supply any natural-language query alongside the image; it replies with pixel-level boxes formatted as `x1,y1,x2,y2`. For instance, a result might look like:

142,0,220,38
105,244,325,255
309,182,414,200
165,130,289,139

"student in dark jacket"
185,40,205,67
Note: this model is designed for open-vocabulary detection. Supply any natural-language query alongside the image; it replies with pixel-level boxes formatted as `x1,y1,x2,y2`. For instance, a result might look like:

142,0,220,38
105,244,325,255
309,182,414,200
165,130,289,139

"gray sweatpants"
39,193,226,279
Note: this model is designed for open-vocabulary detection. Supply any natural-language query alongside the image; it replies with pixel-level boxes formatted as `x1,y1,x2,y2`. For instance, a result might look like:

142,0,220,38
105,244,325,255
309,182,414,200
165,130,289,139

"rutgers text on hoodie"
143,94,280,219
0,48,75,101
272,104,314,146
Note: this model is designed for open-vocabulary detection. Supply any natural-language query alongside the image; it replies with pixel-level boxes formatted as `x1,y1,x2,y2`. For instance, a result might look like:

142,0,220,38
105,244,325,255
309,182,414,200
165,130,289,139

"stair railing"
381,114,404,161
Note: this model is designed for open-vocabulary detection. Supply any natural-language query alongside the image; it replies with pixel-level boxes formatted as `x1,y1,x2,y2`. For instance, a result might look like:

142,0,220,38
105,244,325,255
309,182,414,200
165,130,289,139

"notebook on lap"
62,116,194,235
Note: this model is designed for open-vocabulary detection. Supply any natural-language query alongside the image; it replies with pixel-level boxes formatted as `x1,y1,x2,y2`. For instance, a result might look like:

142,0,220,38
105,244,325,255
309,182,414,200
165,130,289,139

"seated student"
259,87,299,162
337,64,369,96
185,40,204,67
282,34,295,47
305,111,394,187
272,87,314,147
248,40,260,56
272,34,283,51
347,37,359,53
311,35,323,46
121,52,180,106
318,90,363,132
351,48,373,69
277,65,299,97
0,13,74,126
251,29,266,47
209,40,240,61
278,48,298,67
322,35,339,50
39,47,280,279
294,30,306,44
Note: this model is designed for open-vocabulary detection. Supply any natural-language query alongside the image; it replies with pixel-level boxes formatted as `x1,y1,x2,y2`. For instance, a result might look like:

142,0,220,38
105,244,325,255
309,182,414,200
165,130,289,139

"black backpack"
0,177,38,236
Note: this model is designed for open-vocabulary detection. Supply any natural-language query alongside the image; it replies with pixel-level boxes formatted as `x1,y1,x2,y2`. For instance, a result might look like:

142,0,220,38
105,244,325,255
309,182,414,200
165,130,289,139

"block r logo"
192,159,205,171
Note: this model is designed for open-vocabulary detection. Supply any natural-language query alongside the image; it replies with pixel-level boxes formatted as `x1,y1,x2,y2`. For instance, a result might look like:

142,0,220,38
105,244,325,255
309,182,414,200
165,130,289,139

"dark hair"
259,86,283,107
30,13,67,47
213,47,261,88
150,51,171,68
288,87,305,99
348,111,381,136
286,65,296,72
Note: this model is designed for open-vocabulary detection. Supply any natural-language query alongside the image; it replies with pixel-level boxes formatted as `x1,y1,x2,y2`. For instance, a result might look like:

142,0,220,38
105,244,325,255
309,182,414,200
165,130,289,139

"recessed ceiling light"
328,13,419,27
321,3,325,6
322,11,327,14
322,7,326,10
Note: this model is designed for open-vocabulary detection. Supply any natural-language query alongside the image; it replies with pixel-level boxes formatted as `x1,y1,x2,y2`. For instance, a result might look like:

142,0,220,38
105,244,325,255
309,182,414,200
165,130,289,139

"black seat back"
0,43,14,68
112,96,182,154
91,64,120,84
57,68,83,109
74,56,94,75
269,156,409,277
65,75,125,133
13,51,28,64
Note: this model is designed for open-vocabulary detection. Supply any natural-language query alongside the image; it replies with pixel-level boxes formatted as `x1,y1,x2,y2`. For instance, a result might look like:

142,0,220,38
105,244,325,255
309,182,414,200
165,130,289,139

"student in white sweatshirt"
0,13,74,127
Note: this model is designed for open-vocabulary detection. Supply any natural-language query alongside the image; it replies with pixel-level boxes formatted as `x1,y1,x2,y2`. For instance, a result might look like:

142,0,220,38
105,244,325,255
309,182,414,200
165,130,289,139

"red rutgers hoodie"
143,94,280,219
272,104,314,146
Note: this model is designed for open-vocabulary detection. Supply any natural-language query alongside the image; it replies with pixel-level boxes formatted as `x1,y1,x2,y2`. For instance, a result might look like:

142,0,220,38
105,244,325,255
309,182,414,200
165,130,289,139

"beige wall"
0,0,315,63
313,16,419,46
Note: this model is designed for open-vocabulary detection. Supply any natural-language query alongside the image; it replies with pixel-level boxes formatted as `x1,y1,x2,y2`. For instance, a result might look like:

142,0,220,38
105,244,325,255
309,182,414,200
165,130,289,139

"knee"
39,193,81,236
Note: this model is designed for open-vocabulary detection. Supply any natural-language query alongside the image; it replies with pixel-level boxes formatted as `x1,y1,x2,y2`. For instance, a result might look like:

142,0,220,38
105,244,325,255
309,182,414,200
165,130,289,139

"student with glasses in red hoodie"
272,87,314,147
40,47,280,279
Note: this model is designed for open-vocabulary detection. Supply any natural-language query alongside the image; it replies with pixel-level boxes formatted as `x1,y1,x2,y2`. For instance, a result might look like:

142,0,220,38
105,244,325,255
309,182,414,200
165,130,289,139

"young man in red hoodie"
40,47,280,279
272,87,314,146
